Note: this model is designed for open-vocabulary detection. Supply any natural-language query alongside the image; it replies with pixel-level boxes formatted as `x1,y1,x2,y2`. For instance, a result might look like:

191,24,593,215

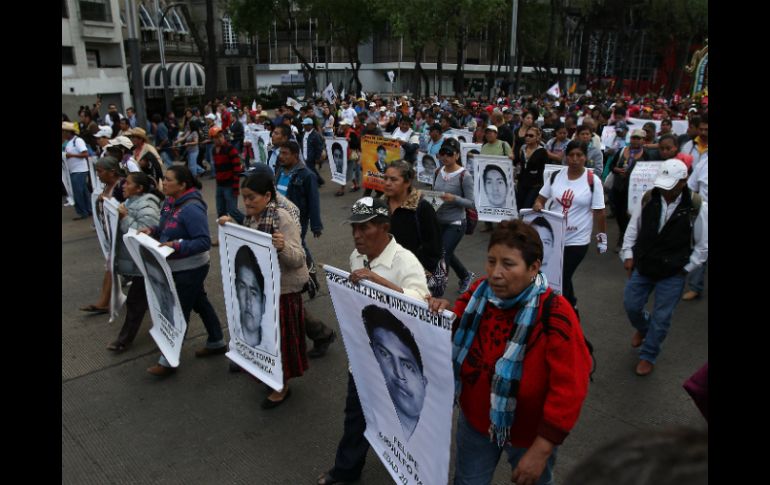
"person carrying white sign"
317,197,429,485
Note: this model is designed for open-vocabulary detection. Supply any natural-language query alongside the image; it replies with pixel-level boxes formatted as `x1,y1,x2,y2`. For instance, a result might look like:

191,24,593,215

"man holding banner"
317,197,430,485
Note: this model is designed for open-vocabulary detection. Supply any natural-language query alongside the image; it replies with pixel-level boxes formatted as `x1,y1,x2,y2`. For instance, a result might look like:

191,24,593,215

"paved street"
62,173,708,484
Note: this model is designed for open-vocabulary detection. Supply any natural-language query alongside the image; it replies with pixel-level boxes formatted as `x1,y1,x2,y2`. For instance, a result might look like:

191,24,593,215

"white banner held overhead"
323,82,338,105
218,223,283,391
123,230,187,367
326,137,348,186
325,265,455,485
520,209,565,293
627,161,664,214
473,155,518,222
415,152,438,185
546,82,561,98
286,97,302,111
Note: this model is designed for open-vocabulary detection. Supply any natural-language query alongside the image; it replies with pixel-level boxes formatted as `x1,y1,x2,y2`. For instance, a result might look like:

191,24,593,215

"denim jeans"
623,269,686,363
441,222,469,281
328,372,369,481
215,186,244,224
160,150,174,169
158,263,224,367
454,411,556,485
562,244,589,309
70,171,92,217
687,260,707,294
187,148,202,176
205,144,215,176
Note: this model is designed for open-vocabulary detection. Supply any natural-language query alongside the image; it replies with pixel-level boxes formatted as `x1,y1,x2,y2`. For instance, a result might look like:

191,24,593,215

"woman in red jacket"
429,219,592,485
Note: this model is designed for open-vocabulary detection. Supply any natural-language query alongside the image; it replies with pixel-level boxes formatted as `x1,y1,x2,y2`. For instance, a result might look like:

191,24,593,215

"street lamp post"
155,0,185,115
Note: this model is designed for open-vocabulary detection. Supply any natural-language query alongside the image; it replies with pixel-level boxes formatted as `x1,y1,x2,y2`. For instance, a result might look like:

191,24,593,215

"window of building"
86,49,100,68
222,15,237,49
226,65,241,91
138,3,155,29
79,0,112,22
62,46,75,65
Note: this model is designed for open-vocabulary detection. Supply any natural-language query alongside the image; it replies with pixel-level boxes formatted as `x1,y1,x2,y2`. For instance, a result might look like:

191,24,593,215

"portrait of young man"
233,245,267,348
331,142,345,175
482,163,509,208
140,245,178,328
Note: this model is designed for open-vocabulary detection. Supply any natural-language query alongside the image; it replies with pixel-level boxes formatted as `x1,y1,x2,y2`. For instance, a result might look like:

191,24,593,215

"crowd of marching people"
63,85,708,484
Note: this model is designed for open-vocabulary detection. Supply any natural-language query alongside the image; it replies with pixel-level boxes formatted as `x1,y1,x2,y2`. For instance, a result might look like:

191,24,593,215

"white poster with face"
62,153,74,206
123,230,187,367
325,266,455,485
416,152,438,185
421,190,445,212
101,198,127,322
519,209,565,293
600,126,619,149
627,161,664,214
92,193,116,261
543,164,564,185
218,222,283,390
473,155,518,222
88,156,105,195
460,143,482,178
326,137,348,186
245,129,271,166
445,129,474,144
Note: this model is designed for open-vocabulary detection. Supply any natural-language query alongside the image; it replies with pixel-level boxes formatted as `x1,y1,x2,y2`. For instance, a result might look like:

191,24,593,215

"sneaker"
458,272,477,294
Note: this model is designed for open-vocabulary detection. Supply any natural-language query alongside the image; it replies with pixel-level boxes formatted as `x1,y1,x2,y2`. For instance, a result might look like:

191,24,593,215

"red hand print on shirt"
557,189,574,216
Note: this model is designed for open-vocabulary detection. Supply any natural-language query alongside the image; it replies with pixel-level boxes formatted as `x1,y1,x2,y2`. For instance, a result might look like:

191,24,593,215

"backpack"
433,168,478,235
550,167,594,194
540,291,596,382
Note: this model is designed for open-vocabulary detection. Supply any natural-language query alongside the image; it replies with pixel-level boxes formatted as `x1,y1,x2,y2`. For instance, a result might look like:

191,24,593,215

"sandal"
80,305,109,314
106,341,128,352
349,186,360,193
316,471,349,485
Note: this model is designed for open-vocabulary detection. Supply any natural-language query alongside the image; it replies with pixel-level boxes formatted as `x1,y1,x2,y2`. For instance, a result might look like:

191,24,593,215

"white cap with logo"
653,159,689,190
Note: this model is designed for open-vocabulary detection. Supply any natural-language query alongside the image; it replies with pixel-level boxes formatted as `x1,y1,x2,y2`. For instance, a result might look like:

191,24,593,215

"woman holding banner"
428,220,592,485
218,171,310,408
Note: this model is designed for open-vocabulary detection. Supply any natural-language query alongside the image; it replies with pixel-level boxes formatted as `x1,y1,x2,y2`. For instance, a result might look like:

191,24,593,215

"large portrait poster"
473,155,518,222
460,143,482,178
628,161,663,214
325,266,455,485
543,164,564,185
218,223,283,390
123,230,187,367
415,152,438,185
245,129,271,166
445,129,474,144
92,194,117,261
88,156,105,194
361,135,401,191
101,198,126,322
62,153,74,206
519,209,565,293
326,137,348,186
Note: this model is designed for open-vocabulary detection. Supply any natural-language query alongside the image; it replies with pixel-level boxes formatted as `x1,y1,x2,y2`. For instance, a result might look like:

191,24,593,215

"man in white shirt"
62,122,93,220
620,159,707,376
318,197,429,485
391,117,417,162
341,101,357,125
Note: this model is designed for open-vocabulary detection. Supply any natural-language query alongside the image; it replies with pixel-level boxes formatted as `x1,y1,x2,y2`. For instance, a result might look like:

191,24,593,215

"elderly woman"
218,172,309,408
128,128,164,187
428,220,592,485
105,136,142,173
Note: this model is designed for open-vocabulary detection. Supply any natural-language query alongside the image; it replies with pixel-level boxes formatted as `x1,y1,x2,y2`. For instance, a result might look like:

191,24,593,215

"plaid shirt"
213,142,243,194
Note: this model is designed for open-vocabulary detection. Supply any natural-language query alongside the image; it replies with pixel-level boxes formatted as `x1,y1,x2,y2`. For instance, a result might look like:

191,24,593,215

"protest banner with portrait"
62,153,74,206
519,209,565,293
362,135,402,191
627,161,664,214
87,156,105,194
326,137,348,186
421,190,445,212
98,197,126,322
473,155,518,222
123,230,187,367
325,265,455,485
218,223,283,390
415,151,438,185
460,143,482,178
445,129,474,144
245,130,271,167
543,164,564,185
92,194,118,261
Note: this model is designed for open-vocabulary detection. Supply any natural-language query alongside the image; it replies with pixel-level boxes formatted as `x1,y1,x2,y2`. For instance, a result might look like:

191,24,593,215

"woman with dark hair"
107,172,164,351
428,220,592,485
140,165,226,376
533,141,607,312
218,171,309,407
382,160,444,295
516,126,549,210
514,111,537,165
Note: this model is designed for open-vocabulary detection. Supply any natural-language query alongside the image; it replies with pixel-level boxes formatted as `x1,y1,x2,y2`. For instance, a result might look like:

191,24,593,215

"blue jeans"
187,148,202,176
623,269,686,363
454,411,556,485
205,144,215,176
158,263,224,367
160,150,174,169
215,186,244,224
70,171,92,217
441,222,469,281
687,260,707,294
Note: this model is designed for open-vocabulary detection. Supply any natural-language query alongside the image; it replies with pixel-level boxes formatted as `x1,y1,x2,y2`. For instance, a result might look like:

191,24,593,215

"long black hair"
165,165,202,191
127,172,165,201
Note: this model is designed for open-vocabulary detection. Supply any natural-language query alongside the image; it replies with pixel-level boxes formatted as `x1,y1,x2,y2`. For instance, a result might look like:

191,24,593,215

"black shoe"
195,345,228,357
261,388,292,409
308,330,336,359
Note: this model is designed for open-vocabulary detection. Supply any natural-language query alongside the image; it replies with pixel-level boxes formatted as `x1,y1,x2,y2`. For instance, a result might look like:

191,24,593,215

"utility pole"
125,0,147,129
508,0,519,97
155,0,171,115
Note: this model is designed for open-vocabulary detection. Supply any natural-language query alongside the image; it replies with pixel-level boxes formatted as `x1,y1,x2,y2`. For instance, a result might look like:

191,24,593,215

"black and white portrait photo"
416,152,437,185
325,266,455,485
140,245,179,329
473,155,518,222
461,143,482,177
375,145,388,174
218,222,283,390
325,137,348,186
520,209,565,293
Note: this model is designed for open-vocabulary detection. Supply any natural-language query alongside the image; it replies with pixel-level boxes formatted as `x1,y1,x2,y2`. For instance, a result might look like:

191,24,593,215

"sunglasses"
439,149,457,156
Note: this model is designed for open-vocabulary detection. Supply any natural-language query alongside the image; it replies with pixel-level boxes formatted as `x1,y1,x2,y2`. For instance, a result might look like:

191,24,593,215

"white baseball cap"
653,159,688,190
95,126,112,138
485,125,498,133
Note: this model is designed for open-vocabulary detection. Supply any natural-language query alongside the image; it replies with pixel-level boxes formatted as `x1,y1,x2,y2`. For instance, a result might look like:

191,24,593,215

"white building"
62,0,132,119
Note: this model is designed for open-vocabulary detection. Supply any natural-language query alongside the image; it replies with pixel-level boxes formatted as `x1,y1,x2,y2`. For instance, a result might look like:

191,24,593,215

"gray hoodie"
115,193,162,276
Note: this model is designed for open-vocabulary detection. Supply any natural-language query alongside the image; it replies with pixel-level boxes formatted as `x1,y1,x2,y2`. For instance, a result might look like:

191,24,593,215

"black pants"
563,244,589,309
329,373,368,481
114,276,148,346
362,188,383,198
305,310,333,342
611,189,630,241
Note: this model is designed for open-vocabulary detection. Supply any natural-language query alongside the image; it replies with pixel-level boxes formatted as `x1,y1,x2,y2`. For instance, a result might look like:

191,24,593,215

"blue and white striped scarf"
452,273,549,447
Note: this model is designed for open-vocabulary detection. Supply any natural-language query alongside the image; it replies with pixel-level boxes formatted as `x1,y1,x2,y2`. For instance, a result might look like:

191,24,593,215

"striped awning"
141,62,205,93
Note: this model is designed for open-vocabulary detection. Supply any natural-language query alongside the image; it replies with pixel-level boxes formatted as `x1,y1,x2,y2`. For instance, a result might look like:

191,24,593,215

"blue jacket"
278,163,323,233
150,188,210,259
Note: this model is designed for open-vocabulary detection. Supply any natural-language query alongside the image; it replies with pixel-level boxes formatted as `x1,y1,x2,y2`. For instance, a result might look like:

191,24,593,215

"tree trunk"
413,45,430,98
347,45,362,96
578,19,590,85
454,26,466,96
513,50,524,95
204,0,217,100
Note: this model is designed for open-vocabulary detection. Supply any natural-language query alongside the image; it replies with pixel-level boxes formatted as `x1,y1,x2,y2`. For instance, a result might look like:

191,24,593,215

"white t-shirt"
539,168,605,246
391,128,413,142
687,154,708,203
65,136,89,173
342,107,357,124
124,157,141,173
